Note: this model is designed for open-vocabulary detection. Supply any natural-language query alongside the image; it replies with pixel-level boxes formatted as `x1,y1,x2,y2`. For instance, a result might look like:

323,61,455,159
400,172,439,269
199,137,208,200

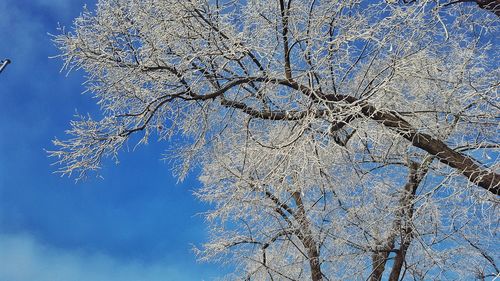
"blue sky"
0,1,222,280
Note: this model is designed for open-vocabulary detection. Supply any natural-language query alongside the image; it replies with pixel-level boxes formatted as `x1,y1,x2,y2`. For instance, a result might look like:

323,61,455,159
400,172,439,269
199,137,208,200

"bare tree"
51,0,499,280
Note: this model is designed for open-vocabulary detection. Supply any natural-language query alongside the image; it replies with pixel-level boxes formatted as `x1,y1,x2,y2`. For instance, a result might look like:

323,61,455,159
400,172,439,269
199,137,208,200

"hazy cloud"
0,233,203,281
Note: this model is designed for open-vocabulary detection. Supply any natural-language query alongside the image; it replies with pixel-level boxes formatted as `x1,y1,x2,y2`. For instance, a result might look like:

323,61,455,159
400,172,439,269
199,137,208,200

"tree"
51,0,499,280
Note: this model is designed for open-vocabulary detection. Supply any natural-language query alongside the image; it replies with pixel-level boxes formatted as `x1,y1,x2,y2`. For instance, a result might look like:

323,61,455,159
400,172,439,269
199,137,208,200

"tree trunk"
292,191,323,281
388,161,423,280
371,249,393,281
388,238,411,281
370,161,426,281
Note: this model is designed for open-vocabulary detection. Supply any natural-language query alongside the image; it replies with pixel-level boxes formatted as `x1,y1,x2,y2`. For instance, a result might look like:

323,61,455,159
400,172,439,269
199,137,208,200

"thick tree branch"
238,78,500,194
183,76,499,194
444,0,500,16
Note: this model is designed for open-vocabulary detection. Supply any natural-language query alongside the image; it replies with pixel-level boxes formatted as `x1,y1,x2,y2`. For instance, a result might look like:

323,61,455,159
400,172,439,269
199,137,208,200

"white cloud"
0,233,204,281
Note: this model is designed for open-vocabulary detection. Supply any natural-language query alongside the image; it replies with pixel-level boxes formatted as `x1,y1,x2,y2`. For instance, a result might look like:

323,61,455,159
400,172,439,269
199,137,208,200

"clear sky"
0,1,222,280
